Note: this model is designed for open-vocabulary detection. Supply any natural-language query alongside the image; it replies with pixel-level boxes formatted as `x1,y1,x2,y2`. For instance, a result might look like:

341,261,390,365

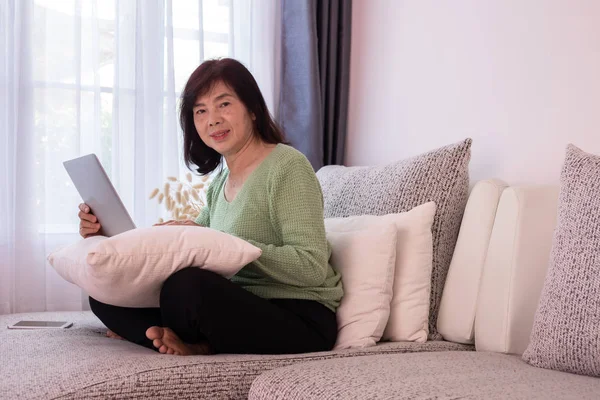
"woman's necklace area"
226,144,273,191
227,175,244,189
227,151,264,189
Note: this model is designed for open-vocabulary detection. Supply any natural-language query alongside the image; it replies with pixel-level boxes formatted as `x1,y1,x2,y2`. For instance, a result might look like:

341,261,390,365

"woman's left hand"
153,219,201,227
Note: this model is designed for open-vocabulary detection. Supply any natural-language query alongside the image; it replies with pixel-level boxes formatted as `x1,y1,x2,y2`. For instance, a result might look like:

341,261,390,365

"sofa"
2,177,599,399
249,182,600,399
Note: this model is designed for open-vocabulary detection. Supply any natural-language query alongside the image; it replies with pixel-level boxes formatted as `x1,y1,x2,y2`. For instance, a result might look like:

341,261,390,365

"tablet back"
63,154,136,237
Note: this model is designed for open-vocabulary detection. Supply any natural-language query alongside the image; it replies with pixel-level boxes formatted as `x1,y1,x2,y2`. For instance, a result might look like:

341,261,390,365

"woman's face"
192,81,256,157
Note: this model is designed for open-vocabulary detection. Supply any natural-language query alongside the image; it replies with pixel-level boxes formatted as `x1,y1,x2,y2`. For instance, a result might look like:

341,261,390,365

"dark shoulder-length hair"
180,58,286,175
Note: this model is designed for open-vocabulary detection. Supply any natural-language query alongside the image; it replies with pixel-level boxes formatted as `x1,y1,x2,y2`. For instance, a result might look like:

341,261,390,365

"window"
33,0,230,233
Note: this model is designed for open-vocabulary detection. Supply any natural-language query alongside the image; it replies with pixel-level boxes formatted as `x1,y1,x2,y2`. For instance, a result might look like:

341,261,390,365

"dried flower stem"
149,173,213,223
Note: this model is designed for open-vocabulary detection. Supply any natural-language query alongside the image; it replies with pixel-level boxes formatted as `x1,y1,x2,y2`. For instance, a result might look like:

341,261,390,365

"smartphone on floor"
7,320,73,329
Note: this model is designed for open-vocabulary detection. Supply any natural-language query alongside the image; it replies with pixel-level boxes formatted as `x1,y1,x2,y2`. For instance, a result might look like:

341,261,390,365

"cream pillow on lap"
327,202,436,344
326,223,398,350
48,226,262,308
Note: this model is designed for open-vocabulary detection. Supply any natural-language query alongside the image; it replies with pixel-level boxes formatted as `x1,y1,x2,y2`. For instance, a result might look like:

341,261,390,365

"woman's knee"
161,268,221,300
159,268,222,341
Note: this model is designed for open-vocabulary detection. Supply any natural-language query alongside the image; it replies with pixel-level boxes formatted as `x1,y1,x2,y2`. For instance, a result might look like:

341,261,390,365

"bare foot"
106,330,124,340
145,326,212,356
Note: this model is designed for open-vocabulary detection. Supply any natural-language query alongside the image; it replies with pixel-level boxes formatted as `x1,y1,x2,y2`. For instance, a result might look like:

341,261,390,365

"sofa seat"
249,351,600,400
0,311,473,399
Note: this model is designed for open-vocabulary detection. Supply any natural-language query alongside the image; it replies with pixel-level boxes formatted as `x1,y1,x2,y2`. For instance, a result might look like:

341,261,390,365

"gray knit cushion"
523,144,600,377
316,139,472,340
0,311,473,399
249,351,600,400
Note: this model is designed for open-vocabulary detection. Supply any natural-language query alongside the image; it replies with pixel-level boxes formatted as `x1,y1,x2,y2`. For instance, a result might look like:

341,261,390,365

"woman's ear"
251,112,256,121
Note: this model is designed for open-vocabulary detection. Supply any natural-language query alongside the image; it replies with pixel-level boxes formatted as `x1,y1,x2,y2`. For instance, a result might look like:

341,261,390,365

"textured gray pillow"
523,144,600,377
316,139,472,340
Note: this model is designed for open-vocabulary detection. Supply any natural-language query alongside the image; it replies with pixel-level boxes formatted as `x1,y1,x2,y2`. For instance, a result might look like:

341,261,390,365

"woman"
77,58,343,355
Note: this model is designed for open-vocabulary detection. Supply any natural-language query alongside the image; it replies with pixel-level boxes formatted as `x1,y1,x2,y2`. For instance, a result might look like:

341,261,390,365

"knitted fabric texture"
0,311,473,399
249,352,600,400
523,144,600,377
316,139,472,340
195,144,343,311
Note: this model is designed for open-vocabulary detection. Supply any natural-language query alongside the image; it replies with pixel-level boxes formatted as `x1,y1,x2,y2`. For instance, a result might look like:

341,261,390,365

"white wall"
346,0,600,185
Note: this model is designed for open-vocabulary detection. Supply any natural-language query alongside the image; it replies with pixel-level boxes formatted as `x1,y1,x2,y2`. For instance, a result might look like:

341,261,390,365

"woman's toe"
146,326,163,341
167,348,174,355
159,345,168,354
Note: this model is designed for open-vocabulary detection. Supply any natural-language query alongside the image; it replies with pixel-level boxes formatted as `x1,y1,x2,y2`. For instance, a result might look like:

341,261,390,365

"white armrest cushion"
437,179,508,344
474,185,559,354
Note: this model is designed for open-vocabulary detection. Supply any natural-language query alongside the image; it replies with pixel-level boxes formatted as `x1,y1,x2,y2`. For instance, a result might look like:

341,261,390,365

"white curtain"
0,0,280,315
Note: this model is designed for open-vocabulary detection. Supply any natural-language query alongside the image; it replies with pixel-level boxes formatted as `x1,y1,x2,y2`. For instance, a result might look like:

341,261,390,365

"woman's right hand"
78,203,101,238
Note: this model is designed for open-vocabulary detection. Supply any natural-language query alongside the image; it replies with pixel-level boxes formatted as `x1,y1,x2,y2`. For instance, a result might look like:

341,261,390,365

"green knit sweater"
194,144,343,311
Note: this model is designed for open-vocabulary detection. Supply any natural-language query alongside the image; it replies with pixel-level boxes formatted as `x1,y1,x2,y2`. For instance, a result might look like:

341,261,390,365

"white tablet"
63,154,136,237
7,320,73,329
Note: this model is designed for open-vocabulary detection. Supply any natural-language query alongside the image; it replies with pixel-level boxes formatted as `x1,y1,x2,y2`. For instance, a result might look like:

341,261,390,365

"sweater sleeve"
194,175,216,227
245,158,330,287
194,205,209,227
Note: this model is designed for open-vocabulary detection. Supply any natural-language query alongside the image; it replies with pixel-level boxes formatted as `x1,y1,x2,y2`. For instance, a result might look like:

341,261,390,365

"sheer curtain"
0,0,280,315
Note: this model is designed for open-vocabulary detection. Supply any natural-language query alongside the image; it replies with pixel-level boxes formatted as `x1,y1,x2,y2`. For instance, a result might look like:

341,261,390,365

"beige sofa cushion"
249,351,600,400
325,221,398,349
475,185,559,354
437,179,508,344
523,145,600,377
317,139,472,340
326,202,436,346
0,311,473,400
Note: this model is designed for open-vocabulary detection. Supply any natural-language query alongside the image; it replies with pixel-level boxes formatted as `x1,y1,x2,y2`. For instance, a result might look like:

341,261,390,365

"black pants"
89,268,338,354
